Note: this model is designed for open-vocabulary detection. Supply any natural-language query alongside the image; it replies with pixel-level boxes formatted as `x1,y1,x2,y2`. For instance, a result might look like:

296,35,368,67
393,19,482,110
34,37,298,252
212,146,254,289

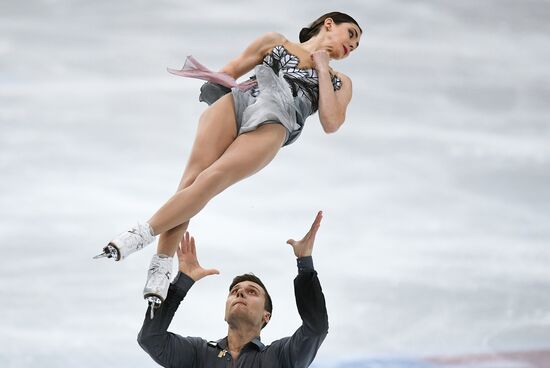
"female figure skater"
95,12,362,308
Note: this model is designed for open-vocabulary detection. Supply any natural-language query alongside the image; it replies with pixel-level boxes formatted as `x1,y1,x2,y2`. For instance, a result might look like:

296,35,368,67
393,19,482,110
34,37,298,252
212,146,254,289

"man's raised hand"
176,231,219,281
286,211,323,258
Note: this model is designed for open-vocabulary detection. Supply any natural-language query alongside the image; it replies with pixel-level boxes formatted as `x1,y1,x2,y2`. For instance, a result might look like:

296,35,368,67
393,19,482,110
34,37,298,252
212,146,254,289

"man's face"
224,281,270,329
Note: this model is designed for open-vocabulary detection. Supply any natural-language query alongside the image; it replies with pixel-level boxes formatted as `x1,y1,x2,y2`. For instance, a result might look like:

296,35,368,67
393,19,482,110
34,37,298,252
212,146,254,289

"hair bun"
299,27,311,43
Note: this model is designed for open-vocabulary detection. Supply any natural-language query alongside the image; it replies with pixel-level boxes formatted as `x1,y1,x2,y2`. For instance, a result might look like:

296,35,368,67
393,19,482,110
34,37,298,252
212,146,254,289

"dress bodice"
249,44,342,113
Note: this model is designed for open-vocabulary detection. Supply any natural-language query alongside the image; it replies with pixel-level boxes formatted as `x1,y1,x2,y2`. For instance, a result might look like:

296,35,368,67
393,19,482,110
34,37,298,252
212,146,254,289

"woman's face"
324,20,362,60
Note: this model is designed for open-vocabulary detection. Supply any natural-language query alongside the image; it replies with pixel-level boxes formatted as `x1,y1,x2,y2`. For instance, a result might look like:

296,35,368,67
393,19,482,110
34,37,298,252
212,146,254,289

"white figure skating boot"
143,254,173,318
94,223,155,261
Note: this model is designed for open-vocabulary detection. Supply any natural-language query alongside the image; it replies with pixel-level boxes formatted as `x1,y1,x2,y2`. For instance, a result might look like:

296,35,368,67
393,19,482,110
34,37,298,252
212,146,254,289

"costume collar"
208,336,266,352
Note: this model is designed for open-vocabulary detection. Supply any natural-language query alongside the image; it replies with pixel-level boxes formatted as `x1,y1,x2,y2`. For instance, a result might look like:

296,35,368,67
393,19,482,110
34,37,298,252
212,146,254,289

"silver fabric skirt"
231,64,299,146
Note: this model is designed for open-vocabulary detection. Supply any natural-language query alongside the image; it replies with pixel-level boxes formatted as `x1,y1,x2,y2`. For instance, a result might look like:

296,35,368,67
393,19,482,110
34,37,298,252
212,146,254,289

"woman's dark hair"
230,273,273,328
299,11,363,43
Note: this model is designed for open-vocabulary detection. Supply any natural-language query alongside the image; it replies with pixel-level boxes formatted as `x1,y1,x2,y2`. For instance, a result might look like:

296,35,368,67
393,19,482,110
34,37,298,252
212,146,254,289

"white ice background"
1,1,549,367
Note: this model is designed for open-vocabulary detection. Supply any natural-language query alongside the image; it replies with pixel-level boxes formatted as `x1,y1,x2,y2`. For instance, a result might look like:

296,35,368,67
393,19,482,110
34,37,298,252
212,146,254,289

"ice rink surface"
1,0,549,367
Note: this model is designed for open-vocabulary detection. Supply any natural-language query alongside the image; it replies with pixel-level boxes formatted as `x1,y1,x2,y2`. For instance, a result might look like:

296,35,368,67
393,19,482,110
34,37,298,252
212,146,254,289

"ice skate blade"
146,295,163,307
93,244,120,261
92,252,109,259
146,296,163,319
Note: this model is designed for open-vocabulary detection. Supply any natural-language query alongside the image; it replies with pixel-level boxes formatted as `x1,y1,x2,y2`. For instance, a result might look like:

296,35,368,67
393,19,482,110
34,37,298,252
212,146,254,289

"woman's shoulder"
260,32,288,45
254,32,288,58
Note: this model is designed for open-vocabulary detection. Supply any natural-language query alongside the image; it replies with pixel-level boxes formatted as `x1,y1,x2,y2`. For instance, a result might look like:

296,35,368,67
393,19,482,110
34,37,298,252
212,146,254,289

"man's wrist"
172,271,195,290
297,256,314,273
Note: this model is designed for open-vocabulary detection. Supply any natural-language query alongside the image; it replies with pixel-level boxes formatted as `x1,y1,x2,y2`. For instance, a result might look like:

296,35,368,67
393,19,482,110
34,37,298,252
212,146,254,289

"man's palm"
286,211,323,257
177,232,219,281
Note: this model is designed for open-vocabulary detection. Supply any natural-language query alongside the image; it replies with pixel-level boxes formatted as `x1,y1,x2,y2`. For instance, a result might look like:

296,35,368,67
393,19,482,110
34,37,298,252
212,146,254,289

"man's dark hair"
299,11,363,43
229,273,273,328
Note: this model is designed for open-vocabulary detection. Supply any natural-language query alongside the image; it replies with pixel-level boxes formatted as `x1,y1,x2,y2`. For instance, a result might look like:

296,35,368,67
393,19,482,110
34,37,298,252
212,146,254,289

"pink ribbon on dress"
167,56,257,91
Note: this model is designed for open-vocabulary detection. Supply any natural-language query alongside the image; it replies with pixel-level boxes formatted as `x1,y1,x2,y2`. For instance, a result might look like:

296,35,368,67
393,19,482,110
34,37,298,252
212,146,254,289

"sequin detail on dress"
249,45,342,113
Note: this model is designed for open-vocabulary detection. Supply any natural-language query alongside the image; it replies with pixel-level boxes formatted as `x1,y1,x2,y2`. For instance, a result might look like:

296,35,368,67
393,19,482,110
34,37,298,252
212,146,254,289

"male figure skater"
138,211,328,367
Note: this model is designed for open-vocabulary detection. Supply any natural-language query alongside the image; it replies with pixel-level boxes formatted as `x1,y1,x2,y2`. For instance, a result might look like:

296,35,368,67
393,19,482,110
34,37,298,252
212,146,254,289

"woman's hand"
176,231,219,281
286,211,323,258
310,50,331,73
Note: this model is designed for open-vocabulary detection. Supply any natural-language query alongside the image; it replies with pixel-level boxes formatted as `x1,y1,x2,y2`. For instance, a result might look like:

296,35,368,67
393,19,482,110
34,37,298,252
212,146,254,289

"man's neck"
226,325,260,357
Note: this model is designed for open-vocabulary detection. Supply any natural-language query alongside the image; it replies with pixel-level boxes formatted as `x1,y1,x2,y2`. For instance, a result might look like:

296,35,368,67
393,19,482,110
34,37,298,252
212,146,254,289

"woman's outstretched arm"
219,32,286,79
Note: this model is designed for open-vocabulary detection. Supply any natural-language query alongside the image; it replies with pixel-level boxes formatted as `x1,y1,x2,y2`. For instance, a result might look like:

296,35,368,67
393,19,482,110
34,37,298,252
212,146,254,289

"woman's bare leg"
155,93,238,256
148,123,286,255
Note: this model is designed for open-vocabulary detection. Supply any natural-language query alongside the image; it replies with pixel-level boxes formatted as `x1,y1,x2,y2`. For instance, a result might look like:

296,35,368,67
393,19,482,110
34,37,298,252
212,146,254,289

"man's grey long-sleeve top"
138,256,328,367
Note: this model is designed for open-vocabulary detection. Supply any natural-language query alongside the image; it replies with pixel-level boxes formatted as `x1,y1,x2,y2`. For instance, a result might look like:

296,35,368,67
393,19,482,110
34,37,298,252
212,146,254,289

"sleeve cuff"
171,271,195,292
297,256,314,273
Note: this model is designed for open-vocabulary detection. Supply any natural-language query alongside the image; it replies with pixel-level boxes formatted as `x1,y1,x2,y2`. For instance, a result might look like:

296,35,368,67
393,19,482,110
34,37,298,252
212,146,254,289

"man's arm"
137,232,219,367
274,211,329,368
294,256,329,336
137,273,200,367
286,255,329,367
